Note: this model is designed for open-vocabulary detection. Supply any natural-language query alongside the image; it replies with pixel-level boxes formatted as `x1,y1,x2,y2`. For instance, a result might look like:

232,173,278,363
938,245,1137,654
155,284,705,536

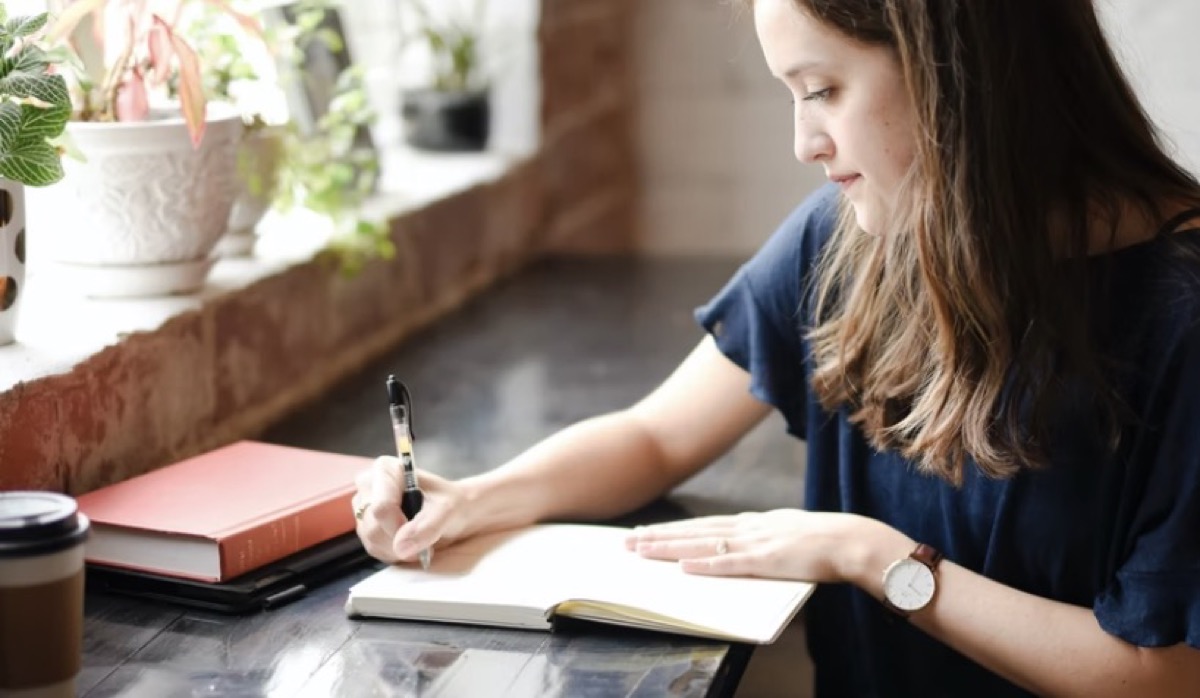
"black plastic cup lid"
0,491,90,558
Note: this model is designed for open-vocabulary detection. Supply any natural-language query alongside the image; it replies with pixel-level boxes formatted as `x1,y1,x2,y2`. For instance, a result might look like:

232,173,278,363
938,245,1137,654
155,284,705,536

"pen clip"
387,375,415,440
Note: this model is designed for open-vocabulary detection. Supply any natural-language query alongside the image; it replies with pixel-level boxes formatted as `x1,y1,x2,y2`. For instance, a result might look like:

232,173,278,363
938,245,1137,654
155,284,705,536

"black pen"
386,375,431,570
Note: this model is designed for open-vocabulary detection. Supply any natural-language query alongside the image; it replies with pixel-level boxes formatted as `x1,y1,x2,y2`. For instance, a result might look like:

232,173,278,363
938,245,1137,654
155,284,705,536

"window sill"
0,146,525,394
0,139,556,493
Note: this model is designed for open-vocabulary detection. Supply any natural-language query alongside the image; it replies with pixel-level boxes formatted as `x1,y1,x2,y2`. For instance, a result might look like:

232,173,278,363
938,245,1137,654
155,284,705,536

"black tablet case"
85,532,378,614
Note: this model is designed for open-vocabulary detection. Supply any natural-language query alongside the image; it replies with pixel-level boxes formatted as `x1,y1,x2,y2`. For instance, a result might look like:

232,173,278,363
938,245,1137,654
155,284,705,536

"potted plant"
185,1,287,257
273,63,390,274
399,0,490,152
0,6,71,344
24,0,259,297
194,0,387,267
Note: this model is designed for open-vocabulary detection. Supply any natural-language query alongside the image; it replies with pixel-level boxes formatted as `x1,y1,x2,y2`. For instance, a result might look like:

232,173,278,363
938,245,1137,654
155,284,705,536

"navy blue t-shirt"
695,183,1200,697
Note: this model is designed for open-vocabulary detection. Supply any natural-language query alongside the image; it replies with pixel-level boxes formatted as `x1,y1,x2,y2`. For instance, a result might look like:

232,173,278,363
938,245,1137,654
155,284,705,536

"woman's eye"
802,88,833,103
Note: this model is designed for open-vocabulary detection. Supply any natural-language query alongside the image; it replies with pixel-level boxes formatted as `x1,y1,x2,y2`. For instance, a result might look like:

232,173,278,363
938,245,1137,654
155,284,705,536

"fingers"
633,536,733,561
680,553,758,577
368,460,404,529
391,471,452,560
638,515,739,534
632,532,761,577
353,461,467,566
624,516,739,551
627,510,827,581
353,457,405,563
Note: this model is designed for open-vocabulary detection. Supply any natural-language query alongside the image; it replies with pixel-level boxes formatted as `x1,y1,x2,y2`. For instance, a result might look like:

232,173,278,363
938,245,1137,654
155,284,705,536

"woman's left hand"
626,509,906,584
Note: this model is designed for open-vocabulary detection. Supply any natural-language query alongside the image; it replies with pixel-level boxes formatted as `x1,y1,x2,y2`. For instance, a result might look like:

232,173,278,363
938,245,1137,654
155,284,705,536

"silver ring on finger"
715,538,729,556
353,500,370,521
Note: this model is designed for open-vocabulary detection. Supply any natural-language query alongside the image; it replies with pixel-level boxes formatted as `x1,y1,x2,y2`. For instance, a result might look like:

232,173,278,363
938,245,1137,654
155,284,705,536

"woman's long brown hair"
764,0,1200,482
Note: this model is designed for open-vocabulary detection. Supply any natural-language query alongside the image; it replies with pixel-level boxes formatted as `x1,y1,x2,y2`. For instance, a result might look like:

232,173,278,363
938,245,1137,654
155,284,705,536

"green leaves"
273,62,385,274
404,0,488,92
3,50,71,108
0,12,70,186
6,13,48,40
0,101,66,186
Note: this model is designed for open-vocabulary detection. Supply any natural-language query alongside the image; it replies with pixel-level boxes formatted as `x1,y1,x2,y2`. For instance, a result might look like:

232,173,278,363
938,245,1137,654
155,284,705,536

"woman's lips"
832,174,861,190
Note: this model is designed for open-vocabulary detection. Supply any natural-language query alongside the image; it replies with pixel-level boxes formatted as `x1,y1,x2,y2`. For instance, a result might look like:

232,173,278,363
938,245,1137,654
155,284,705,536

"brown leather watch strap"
911,543,944,570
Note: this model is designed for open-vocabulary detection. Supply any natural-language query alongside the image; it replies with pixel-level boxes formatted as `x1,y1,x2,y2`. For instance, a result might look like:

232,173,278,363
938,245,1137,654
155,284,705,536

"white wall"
1097,0,1200,176
635,1,1200,257
635,0,824,257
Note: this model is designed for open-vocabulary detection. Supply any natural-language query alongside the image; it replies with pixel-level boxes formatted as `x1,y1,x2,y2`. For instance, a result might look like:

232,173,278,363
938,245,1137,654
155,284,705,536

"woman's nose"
794,124,834,164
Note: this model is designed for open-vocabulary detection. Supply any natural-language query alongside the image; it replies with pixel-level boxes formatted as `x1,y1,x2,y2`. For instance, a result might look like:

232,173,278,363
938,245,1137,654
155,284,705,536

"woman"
354,0,1200,694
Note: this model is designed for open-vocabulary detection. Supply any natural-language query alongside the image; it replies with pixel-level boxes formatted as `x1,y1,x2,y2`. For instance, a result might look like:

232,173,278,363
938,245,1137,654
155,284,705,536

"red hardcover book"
76,441,369,582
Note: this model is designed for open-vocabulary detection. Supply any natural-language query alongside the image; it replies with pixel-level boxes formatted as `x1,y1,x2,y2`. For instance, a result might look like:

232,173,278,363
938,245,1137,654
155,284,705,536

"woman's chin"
853,207,882,236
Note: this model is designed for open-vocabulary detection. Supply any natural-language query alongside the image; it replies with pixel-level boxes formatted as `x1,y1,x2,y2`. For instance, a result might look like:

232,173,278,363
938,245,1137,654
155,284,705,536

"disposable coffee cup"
0,492,90,698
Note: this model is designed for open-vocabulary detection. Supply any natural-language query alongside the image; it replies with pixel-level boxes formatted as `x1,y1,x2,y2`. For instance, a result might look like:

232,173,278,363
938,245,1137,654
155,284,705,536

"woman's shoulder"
1103,229,1200,357
1117,229,1200,312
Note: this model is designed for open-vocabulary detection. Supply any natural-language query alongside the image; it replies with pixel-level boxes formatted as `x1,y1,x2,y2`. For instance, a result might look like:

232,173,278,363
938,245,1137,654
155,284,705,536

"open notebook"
344,524,815,644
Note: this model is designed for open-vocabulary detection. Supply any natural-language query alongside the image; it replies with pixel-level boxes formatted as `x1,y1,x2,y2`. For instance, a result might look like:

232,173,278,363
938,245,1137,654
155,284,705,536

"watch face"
883,558,936,612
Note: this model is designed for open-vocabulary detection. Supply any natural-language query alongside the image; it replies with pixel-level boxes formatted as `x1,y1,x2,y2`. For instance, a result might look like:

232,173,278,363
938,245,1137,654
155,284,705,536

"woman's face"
754,0,917,234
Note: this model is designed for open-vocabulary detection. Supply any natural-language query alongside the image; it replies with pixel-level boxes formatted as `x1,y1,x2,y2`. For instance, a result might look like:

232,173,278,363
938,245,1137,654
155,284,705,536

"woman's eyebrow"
780,59,826,78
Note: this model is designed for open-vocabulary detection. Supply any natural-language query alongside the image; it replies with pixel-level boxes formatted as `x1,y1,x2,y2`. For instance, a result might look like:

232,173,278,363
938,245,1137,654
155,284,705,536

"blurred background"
13,0,1197,258
350,0,1200,256
5,0,1199,492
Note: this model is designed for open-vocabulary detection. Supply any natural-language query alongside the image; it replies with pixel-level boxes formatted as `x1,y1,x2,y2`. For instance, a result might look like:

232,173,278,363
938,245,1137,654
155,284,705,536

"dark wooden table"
80,258,808,697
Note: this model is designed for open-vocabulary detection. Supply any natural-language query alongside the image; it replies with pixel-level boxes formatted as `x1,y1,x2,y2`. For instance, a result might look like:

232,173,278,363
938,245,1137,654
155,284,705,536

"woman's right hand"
352,456,473,564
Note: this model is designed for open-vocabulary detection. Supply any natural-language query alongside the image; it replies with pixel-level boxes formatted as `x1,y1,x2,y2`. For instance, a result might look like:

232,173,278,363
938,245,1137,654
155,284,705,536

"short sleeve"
1093,305,1200,649
693,184,840,438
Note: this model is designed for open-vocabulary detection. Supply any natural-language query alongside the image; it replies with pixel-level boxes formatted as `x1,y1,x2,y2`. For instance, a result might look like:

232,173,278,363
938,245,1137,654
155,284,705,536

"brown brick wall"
0,1,639,493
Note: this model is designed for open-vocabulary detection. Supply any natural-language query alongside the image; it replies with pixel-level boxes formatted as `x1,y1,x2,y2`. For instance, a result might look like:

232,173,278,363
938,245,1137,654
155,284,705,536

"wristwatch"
882,543,943,617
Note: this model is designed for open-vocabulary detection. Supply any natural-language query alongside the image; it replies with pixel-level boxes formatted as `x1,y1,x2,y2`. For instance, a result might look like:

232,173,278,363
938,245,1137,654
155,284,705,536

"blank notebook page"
346,524,813,641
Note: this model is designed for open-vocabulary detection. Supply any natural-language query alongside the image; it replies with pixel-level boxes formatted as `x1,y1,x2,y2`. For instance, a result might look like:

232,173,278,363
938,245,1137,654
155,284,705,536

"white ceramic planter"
28,105,243,297
217,124,286,257
0,179,24,345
